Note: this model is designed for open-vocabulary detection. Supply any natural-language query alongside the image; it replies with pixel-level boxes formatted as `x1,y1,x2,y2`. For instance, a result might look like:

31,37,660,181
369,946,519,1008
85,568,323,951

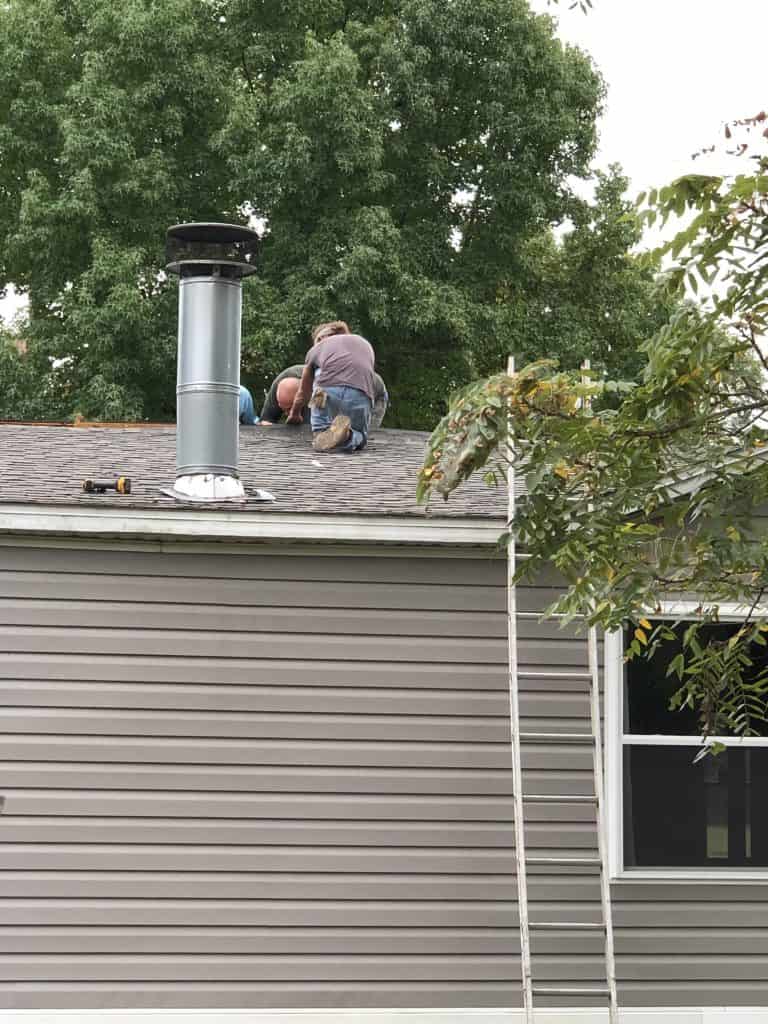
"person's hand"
286,410,303,425
259,420,274,426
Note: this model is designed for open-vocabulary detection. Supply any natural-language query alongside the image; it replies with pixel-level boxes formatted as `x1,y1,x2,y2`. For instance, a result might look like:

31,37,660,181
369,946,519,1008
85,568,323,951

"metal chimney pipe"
165,222,259,502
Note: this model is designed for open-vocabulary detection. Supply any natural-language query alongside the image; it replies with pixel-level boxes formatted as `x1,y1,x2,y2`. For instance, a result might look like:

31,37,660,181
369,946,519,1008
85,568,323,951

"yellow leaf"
634,628,648,646
639,618,652,631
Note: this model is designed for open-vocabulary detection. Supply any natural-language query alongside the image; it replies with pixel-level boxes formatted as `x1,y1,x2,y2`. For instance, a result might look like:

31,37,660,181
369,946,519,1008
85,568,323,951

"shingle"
0,423,509,520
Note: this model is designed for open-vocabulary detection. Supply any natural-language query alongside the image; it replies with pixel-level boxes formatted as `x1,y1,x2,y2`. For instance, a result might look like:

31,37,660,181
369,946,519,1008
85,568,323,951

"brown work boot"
312,414,352,451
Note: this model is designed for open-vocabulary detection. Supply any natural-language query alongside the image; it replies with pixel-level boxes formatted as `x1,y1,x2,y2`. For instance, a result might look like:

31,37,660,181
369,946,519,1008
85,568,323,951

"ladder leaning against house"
505,357,618,1022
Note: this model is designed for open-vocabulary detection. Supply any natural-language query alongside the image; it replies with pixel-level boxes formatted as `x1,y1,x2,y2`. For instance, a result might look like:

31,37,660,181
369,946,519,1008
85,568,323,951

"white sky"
2,0,766,324
531,0,767,193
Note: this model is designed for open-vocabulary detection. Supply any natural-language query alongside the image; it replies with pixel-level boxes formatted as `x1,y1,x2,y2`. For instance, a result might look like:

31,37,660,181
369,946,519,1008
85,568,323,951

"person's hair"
311,320,350,345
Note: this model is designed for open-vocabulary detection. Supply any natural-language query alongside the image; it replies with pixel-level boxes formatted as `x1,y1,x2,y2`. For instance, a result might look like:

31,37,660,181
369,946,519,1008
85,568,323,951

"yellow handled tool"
82,477,131,495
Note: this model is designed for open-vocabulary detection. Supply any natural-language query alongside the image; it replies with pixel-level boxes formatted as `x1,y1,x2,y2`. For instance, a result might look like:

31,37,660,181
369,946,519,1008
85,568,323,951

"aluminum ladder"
505,357,618,1022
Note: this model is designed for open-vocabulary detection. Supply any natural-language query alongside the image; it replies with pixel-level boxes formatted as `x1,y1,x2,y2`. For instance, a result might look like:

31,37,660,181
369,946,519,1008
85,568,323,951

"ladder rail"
506,356,534,1023
582,358,619,1023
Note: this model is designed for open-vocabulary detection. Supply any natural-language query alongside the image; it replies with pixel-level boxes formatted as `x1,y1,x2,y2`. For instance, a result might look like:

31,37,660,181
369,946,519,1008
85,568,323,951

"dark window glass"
625,621,768,737
624,746,768,867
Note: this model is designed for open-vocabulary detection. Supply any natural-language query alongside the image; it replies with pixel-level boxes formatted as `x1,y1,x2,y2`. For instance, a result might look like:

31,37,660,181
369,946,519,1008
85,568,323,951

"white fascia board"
0,504,504,547
2,1009,766,1023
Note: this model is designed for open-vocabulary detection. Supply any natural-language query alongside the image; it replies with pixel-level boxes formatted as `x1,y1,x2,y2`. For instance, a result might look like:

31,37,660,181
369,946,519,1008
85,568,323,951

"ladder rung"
527,857,601,866
523,794,597,803
530,922,605,931
532,987,610,996
516,612,587,620
519,671,592,680
518,732,595,743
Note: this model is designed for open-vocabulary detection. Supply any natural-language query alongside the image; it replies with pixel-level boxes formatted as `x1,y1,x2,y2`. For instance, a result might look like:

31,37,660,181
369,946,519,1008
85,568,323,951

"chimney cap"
166,222,259,278
167,222,260,245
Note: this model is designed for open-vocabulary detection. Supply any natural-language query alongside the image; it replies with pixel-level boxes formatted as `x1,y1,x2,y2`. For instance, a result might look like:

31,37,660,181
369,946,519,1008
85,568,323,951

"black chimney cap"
166,222,260,278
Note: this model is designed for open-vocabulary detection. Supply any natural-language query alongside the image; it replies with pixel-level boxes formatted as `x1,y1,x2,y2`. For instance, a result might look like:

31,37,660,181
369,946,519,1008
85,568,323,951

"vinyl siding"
0,541,763,1010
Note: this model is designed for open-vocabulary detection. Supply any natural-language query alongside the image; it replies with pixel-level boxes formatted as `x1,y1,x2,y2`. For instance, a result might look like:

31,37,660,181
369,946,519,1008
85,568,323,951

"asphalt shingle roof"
0,423,507,520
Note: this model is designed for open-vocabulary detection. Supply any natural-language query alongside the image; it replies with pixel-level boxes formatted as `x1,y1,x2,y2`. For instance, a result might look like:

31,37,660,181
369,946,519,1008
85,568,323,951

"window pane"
624,746,768,868
625,621,768,737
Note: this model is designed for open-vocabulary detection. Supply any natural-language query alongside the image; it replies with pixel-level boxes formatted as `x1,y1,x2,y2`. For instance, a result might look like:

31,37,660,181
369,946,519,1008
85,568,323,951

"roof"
0,423,507,522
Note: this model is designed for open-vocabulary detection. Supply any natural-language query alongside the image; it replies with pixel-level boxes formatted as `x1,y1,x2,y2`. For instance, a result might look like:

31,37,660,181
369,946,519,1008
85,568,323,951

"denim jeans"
238,385,259,425
311,385,372,451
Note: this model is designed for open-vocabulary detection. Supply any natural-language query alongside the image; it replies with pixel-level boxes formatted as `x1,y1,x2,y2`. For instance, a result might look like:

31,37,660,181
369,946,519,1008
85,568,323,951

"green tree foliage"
0,0,667,424
0,328,54,420
0,0,236,420
480,166,678,384
419,116,768,745
219,0,606,425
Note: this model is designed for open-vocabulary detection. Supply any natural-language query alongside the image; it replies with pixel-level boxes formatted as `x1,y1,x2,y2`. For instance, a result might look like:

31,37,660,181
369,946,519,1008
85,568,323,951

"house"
0,420,765,1024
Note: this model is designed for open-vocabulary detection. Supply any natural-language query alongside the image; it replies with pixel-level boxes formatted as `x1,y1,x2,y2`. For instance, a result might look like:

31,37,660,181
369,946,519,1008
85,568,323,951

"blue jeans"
311,385,372,451
239,385,259,425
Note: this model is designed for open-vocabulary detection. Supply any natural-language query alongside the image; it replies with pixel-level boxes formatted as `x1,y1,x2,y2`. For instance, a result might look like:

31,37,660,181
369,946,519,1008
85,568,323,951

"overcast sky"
2,0,766,324
531,0,766,192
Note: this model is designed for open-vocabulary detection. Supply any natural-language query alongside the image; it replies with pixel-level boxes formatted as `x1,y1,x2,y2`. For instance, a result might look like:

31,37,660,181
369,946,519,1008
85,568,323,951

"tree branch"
241,50,256,95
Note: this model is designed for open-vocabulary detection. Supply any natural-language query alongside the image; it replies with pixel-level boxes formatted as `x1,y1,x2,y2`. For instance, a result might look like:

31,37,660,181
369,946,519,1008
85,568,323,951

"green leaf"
667,653,686,680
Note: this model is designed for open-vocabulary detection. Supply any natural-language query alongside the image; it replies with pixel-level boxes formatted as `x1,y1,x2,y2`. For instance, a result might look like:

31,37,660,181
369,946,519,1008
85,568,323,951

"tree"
1,0,668,425
0,327,53,420
418,115,768,743
0,0,238,420
474,165,679,384
203,0,610,426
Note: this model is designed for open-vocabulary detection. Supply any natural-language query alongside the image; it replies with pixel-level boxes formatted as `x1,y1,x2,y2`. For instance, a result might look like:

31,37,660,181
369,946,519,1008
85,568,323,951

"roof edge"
0,504,505,547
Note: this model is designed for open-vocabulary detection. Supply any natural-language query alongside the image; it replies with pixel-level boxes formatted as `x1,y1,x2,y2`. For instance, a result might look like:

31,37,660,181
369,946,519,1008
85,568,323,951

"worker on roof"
287,321,380,452
238,384,259,425
259,364,388,429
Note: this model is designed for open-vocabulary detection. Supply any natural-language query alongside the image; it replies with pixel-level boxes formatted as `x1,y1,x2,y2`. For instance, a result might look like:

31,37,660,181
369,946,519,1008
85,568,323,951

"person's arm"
287,364,315,423
259,378,283,424
238,386,258,426
371,374,388,430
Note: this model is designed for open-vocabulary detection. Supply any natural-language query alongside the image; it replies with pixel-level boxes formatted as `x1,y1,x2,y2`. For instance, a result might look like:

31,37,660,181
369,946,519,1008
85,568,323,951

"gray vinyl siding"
0,543,511,1010
0,543,763,1010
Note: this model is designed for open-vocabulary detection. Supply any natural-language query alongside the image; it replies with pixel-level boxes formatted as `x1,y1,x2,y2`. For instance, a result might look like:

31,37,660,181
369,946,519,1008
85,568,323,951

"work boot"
312,414,352,451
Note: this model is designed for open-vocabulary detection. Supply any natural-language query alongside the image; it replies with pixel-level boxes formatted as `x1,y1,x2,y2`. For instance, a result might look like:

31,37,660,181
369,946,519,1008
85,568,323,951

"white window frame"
605,602,768,881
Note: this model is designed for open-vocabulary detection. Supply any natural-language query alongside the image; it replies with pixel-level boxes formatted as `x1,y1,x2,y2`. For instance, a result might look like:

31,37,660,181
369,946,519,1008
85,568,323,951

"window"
606,612,768,877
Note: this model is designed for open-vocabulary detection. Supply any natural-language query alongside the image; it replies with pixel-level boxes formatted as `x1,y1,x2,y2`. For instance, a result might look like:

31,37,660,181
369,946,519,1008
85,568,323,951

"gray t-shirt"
262,363,389,426
305,334,376,402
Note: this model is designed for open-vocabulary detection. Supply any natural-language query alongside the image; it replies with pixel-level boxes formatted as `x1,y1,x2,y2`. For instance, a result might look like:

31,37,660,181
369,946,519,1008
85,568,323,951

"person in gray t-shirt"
287,321,379,452
259,363,389,428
